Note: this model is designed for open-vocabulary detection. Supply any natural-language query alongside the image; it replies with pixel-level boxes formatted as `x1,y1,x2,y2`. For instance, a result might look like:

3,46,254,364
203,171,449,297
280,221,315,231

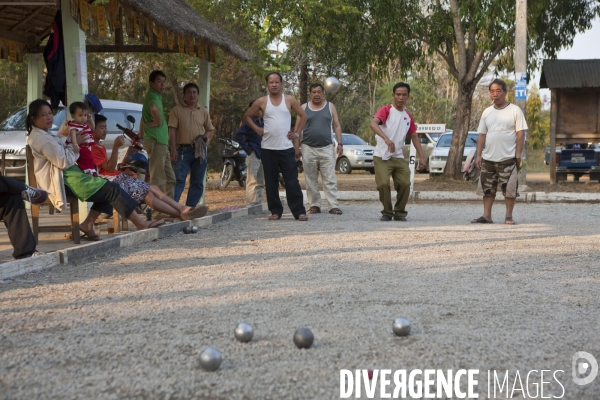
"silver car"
334,133,376,174
0,100,142,180
429,132,479,176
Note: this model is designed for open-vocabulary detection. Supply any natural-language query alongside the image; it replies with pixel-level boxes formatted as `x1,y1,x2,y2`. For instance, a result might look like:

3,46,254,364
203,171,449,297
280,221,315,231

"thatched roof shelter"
0,0,249,62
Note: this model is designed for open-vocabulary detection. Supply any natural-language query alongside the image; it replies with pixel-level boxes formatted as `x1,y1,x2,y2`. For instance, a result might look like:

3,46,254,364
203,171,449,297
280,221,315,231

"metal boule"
392,317,411,336
324,77,340,94
199,347,222,371
191,225,198,233
293,328,314,349
234,322,254,343
183,226,192,234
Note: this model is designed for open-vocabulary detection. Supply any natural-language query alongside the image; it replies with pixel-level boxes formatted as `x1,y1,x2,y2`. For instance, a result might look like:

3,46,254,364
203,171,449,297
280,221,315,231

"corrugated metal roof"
539,59,600,89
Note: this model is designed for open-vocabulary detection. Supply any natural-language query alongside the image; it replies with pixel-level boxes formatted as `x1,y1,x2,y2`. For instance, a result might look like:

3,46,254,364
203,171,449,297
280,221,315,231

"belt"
177,144,194,148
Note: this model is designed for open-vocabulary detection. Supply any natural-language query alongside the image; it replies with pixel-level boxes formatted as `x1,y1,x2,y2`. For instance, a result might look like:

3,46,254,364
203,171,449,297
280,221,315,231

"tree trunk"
299,62,309,105
444,85,475,179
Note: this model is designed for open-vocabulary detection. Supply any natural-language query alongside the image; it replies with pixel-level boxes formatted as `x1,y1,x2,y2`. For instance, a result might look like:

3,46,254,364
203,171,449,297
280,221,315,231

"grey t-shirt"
301,102,333,148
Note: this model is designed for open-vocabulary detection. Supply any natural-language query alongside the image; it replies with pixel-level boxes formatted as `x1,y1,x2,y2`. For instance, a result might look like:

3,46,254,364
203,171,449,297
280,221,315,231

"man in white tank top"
243,72,309,221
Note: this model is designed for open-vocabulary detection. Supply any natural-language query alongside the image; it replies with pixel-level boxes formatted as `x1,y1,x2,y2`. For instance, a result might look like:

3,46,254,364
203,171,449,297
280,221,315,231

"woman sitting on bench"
91,114,208,221
26,99,165,241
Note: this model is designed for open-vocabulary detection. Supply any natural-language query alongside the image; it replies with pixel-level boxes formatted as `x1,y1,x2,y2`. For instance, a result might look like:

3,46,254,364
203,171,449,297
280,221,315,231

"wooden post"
198,58,211,206
26,53,44,103
515,0,527,185
61,0,89,223
549,89,558,183
26,53,44,193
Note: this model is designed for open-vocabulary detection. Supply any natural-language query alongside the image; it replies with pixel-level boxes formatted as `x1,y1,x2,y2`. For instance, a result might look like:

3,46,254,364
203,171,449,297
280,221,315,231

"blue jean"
172,145,207,206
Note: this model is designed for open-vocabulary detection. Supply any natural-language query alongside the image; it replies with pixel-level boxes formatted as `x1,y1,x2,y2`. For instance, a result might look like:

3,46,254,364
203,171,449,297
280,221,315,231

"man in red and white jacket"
369,82,426,221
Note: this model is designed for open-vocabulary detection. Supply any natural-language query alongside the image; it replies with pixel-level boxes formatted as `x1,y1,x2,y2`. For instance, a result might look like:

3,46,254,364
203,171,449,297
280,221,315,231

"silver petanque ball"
183,226,192,234
392,317,411,336
191,225,198,234
234,322,254,343
199,347,222,371
293,328,314,349
324,76,340,94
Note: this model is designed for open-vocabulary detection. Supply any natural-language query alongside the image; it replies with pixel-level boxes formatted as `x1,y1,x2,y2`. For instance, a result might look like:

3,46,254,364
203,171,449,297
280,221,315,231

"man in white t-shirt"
472,79,527,225
370,82,426,221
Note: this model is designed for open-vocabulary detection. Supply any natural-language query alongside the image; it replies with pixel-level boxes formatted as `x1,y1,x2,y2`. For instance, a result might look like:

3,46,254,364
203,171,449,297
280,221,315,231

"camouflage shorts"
476,159,519,198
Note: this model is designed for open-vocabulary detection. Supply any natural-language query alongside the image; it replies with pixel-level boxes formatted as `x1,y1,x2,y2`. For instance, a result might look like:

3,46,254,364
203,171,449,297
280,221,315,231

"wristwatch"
294,132,300,138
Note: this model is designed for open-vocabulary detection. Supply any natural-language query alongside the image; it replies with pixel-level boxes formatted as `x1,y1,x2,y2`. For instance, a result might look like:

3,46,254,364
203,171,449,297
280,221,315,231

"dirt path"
202,171,599,212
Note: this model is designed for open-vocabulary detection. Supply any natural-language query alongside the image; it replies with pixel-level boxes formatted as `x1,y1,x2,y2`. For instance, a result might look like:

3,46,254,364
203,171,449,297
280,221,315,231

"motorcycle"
115,115,149,181
219,137,247,188
462,149,480,182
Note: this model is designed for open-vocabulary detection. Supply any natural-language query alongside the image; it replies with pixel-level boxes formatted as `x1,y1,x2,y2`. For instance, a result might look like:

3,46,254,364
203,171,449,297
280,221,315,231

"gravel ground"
1,202,599,400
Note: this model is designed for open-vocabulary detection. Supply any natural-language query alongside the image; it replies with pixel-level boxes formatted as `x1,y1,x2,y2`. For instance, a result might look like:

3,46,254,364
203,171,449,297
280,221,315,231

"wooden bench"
26,146,81,244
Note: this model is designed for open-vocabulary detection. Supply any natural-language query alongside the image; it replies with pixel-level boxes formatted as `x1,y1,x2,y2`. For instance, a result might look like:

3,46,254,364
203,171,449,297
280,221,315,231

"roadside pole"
409,141,416,199
515,0,528,188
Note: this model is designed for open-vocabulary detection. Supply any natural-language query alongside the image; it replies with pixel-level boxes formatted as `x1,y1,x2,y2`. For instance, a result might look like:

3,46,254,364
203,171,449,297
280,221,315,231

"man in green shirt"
140,70,176,200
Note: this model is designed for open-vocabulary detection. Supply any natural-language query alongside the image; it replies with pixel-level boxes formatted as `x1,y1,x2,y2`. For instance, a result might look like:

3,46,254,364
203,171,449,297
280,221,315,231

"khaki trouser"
145,138,175,199
245,151,265,206
301,143,339,210
373,156,410,217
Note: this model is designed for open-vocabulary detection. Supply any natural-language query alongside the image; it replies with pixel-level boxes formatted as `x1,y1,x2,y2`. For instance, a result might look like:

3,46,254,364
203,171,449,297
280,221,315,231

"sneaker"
393,215,407,221
380,215,392,221
21,186,48,204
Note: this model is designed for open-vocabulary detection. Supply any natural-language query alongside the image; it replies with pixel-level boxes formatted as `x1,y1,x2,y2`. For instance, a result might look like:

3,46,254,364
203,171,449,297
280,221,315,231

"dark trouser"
0,175,36,259
373,156,411,217
65,181,138,218
261,148,306,218
172,144,207,206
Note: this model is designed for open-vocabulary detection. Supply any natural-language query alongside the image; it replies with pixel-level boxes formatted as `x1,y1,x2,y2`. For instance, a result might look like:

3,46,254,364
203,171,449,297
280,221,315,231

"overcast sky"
531,17,600,105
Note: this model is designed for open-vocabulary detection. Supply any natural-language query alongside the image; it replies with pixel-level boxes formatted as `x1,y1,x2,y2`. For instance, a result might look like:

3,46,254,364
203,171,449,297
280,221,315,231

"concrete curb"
1,203,268,281
281,190,600,203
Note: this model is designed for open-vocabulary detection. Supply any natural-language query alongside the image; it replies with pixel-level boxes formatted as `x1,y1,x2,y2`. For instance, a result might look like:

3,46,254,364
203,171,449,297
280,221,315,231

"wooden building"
540,59,600,183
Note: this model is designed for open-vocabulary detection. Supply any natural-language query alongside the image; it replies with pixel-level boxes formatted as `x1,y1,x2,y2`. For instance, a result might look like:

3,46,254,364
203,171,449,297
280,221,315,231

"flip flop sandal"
79,229,101,241
307,206,321,214
329,208,343,215
182,205,209,220
471,216,493,224
297,214,308,221
505,217,516,225
268,214,282,220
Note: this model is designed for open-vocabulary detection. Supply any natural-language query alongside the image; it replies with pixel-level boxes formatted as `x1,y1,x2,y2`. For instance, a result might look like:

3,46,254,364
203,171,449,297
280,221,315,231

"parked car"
429,132,479,176
0,100,142,180
334,133,376,174
402,132,436,172
544,143,600,182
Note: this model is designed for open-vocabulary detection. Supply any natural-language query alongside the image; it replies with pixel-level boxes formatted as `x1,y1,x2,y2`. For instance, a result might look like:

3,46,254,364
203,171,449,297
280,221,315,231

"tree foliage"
525,85,550,149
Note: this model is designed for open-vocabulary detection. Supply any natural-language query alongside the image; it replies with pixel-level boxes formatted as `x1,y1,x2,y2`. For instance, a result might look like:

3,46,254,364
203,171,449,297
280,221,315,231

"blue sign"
515,85,527,101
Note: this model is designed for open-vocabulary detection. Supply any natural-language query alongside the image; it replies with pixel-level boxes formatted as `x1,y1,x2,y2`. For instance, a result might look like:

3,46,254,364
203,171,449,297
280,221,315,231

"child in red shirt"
62,101,97,176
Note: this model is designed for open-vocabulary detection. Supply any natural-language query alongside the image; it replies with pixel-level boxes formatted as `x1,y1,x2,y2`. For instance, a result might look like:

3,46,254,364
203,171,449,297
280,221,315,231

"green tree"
0,59,27,119
221,0,600,179
526,85,550,149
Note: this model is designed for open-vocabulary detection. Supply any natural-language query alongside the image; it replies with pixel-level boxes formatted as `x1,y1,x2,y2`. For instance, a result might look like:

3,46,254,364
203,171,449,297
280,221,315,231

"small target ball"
199,347,222,371
191,225,198,234
234,322,254,343
293,328,314,349
183,226,192,234
324,77,340,94
392,317,411,336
